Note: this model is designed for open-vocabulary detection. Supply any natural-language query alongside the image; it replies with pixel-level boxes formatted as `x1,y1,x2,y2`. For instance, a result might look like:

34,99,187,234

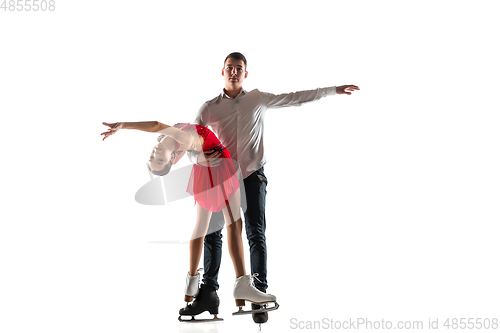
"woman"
101,121,277,317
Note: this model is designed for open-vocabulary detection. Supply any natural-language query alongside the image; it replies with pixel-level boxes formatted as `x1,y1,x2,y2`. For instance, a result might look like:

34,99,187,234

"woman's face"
148,137,175,172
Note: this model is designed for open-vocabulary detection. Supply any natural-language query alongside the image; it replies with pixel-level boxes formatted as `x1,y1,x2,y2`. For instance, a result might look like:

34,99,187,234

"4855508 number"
443,318,498,330
1,0,55,11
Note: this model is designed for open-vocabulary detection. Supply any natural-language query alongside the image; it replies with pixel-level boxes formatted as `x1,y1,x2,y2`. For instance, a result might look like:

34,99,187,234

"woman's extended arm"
121,121,194,147
101,121,193,147
102,121,164,140
120,121,169,132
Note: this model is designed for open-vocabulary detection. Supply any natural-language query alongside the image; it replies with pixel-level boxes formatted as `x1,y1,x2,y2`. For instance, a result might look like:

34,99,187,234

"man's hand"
197,149,223,167
336,85,360,95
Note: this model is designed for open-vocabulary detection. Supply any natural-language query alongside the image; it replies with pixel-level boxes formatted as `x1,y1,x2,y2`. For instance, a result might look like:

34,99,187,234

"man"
185,52,359,323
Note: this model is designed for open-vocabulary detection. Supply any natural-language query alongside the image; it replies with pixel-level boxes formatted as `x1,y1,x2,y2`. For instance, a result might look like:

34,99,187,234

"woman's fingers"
101,130,116,140
102,122,120,129
101,122,119,141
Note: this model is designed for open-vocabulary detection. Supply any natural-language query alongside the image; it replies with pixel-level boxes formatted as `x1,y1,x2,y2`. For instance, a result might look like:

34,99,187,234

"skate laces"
250,273,274,299
250,273,262,284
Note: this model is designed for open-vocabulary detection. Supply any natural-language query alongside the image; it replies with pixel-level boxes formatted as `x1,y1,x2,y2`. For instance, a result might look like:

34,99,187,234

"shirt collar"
222,88,247,99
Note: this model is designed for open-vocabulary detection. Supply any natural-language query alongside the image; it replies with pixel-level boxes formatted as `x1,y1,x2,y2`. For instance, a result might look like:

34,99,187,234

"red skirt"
187,157,240,212
175,123,240,212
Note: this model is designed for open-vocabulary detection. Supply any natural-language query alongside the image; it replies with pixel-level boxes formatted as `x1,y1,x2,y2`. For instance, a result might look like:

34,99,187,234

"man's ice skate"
178,284,223,322
232,274,279,316
252,286,269,325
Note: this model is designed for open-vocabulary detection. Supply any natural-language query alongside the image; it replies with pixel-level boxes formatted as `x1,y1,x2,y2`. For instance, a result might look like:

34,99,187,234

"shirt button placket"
234,99,240,161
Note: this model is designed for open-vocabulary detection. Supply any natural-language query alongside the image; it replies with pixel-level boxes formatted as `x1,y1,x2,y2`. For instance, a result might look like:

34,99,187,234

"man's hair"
148,160,173,176
224,52,247,70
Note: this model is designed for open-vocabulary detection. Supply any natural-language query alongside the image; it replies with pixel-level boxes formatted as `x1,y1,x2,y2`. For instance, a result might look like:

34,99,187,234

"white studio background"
1,1,499,332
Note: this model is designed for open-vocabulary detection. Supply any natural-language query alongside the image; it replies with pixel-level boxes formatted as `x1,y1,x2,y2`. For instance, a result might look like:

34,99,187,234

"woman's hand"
101,122,123,141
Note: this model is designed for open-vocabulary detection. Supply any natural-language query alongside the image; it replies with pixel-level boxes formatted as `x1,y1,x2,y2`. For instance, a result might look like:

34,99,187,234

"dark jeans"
202,167,268,290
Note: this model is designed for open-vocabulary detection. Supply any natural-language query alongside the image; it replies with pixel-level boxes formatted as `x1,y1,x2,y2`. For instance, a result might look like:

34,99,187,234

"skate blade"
178,314,223,322
232,302,279,316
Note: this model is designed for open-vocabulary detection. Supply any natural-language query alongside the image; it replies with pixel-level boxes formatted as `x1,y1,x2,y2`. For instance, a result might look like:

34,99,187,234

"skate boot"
232,274,279,316
183,269,201,302
178,284,223,322
252,286,268,324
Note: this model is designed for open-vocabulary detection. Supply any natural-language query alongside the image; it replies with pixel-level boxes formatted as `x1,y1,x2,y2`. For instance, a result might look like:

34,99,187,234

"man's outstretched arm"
262,85,359,108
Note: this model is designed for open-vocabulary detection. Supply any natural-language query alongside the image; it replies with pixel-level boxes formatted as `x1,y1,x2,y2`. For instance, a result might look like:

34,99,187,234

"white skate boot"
184,269,202,302
232,273,279,316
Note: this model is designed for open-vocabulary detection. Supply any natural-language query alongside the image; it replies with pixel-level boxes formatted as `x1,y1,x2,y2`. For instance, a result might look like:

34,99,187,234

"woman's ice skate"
232,274,279,316
184,269,202,302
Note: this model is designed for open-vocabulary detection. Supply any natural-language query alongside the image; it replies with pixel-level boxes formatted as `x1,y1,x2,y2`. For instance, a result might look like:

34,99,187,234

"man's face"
222,58,247,90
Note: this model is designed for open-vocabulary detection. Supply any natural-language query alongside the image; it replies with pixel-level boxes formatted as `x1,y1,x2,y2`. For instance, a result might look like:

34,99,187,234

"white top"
194,87,337,179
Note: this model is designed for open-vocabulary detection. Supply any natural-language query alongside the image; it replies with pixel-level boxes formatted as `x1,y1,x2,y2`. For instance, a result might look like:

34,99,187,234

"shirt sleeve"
194,102,209,126
260,86,337,108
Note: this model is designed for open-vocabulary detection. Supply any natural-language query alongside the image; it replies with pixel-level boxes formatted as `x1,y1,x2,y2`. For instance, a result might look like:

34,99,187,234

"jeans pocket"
256,171,268,185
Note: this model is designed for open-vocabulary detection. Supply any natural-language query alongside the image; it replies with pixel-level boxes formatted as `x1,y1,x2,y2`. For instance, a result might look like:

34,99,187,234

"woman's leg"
190,203,212,276
222,188,246,278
